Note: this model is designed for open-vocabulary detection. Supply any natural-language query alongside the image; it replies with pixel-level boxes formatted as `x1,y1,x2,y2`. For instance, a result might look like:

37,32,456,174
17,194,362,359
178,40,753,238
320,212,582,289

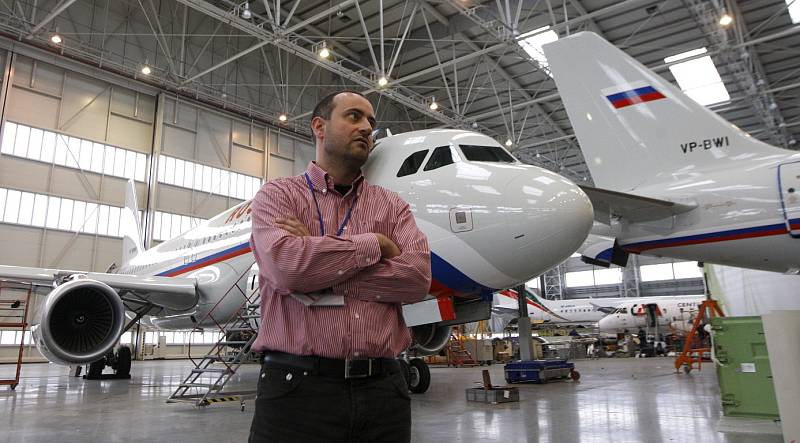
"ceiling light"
319,42,330,59
141,65,151,75
429,99,438,111
377,76,388,87
241,2,252,19
719,13,733,26
505,139,513,147
278,114,288,122
471,122,478,129
50,34,62,44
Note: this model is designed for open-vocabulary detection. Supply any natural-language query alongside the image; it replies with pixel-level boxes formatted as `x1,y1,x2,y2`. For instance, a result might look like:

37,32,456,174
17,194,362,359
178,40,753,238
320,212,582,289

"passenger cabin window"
460,145,516,163
423,146,454,171
397,149,429,177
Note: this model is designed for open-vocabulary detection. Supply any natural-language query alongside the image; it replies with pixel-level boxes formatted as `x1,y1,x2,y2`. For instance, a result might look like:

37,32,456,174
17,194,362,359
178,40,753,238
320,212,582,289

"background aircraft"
597,295,705,334
0,128,593,392
493,287,620,328
544,32,800,274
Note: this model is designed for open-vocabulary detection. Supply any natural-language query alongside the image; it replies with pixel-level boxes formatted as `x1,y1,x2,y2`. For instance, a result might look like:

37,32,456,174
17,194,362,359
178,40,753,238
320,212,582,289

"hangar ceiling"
0,0,797,183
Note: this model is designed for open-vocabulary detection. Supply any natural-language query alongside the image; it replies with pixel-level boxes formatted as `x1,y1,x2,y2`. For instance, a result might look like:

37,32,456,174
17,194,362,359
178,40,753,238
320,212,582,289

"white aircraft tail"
121,179,145,267
543,32,785,191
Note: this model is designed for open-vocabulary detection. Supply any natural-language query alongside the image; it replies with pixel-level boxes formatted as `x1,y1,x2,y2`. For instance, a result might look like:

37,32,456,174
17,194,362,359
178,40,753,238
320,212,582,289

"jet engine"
31,278,125,366
410,323,452,355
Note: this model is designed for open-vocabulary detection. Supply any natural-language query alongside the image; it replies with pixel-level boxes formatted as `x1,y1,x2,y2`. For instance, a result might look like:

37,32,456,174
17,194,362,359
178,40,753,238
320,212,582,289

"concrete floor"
0,357,783,443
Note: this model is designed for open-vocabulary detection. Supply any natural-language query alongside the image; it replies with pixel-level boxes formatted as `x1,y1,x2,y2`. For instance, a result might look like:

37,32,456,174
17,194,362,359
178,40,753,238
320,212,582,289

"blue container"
504,359,577,384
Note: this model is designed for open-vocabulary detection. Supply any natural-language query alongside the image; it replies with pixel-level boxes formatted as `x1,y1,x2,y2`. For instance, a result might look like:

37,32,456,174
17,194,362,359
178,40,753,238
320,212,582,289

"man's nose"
358,122,372,134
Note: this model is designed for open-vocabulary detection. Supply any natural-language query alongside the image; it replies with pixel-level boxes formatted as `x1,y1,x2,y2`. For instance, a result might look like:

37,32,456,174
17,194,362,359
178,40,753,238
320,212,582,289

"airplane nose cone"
503,168,594,278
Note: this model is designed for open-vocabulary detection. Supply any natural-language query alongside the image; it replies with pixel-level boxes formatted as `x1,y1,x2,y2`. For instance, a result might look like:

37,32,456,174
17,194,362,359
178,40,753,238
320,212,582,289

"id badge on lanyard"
291,173,359,307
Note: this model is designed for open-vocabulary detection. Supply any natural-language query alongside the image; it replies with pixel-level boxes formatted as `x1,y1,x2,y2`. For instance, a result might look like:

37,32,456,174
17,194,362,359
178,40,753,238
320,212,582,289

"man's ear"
310,116,326,140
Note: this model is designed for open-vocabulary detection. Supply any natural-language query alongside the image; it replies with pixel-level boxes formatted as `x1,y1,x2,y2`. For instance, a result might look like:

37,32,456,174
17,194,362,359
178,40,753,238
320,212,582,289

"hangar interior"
0,0,798,441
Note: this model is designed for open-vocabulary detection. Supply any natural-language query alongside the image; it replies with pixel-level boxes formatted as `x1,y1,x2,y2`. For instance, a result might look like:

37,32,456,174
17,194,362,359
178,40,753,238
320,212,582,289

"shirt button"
285,373,293,381
375,295,381,300
322,189,327,194
344,289,348,295
354,313,359,319
354,352,360,357
337,270,344,275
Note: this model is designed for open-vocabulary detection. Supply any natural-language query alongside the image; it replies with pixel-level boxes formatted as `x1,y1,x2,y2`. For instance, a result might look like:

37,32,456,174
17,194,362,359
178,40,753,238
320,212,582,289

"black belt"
262,351,399,379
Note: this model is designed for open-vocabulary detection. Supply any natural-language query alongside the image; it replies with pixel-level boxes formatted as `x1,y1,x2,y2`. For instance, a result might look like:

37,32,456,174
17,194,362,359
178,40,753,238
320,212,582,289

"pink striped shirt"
249,162,431,359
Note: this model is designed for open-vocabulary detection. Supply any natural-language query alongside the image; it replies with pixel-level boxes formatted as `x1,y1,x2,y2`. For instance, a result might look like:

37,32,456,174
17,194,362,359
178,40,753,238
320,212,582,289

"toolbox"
504,359,579,384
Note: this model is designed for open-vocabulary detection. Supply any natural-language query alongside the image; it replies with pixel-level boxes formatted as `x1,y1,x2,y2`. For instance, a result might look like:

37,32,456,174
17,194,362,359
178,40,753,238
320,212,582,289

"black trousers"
248,361,411,443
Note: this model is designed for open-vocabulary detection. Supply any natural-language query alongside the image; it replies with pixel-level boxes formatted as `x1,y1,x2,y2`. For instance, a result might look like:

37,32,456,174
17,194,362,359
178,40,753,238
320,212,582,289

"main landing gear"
84,346,132,380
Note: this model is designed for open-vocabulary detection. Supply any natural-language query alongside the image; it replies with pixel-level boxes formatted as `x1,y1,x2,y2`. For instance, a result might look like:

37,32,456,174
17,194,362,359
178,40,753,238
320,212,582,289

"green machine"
711,316,779,418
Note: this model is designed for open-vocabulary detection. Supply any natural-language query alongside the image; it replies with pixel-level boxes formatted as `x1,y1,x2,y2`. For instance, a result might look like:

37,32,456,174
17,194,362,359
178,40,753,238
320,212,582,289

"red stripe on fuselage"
162,245,253,277
625,226,788,254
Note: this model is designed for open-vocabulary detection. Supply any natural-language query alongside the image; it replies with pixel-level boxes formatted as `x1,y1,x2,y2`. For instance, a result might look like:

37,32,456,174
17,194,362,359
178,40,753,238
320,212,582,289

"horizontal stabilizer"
581,186,696,223
578,234,629,267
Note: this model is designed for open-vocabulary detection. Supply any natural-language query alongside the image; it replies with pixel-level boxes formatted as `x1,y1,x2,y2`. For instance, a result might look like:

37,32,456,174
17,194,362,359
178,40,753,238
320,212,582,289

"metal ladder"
0,282,33,390
167,262,261,408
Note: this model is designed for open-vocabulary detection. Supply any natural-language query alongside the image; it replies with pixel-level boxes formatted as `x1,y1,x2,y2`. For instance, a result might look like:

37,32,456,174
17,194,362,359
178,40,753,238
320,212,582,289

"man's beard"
325,138,369,171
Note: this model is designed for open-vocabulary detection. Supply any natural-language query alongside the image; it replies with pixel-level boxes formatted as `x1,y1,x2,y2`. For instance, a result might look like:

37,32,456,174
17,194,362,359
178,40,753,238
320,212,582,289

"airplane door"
778,161,800,237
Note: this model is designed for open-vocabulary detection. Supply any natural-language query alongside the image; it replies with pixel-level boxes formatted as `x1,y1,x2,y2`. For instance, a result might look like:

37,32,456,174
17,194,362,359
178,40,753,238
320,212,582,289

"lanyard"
304,173,358,236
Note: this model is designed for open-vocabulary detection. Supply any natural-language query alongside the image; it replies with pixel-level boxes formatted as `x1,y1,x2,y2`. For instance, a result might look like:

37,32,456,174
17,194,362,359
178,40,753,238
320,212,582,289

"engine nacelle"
409,323,452,356
31,279,125,365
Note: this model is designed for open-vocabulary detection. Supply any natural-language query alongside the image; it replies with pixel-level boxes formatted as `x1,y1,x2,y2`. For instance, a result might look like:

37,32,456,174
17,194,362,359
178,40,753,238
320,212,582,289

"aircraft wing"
580,185,696,223
0,264,198,311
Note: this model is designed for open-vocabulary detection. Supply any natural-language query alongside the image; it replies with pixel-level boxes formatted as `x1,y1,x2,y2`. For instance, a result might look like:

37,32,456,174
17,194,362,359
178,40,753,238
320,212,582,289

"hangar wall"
0,45,315,362
0,48,314,272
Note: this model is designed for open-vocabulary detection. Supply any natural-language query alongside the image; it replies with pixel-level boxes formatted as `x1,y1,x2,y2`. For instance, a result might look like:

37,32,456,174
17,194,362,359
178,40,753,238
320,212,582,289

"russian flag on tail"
605,85,666,109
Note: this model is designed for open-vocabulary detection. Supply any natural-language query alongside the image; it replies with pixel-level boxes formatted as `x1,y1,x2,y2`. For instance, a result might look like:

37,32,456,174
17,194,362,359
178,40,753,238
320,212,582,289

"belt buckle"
344,358,371,379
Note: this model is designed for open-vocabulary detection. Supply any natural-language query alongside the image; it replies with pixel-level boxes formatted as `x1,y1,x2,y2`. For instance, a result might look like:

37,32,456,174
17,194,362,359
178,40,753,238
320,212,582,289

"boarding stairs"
446,333,477,367
167,261,261,408
0,282,33,390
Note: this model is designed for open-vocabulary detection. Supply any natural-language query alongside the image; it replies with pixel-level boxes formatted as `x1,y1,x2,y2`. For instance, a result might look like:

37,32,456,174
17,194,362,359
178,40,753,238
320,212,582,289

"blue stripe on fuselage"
156,241,498,295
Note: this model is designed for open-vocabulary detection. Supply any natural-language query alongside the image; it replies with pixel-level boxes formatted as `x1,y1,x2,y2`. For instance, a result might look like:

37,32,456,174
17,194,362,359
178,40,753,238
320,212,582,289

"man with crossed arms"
248,90,432,442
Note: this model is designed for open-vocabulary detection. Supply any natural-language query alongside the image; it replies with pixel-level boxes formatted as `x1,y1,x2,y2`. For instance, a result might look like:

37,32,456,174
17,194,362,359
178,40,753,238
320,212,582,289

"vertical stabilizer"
121,179,144,267
543,32,786,191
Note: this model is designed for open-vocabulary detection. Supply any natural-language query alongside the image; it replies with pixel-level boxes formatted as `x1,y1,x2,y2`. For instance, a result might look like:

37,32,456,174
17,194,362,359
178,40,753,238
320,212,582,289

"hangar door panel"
778,161,800,237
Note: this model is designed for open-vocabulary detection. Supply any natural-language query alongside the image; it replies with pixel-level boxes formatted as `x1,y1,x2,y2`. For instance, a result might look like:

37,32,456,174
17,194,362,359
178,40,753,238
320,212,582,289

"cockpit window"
423,146,454,171
397,149,429,177
460,145,516,163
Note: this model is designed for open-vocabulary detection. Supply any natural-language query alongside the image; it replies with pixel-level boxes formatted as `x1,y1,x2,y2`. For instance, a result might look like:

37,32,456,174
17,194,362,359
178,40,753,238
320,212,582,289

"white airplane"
543,32,800,273
493,288,620,327
597,295,705,333
0,128,593,391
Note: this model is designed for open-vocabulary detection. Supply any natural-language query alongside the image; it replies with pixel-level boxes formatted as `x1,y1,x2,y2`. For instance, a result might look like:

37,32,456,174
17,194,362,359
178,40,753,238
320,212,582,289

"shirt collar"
305,161,366,196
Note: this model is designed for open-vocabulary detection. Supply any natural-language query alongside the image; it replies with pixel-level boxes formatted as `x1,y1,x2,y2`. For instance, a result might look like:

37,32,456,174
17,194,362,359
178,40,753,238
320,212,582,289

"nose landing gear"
399,357,431,394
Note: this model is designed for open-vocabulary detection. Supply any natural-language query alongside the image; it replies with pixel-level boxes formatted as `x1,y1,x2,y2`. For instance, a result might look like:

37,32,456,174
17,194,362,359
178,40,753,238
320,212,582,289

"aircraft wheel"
87,359,105,378
570,369,581,381
408,359,430,394
115,346,132,377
